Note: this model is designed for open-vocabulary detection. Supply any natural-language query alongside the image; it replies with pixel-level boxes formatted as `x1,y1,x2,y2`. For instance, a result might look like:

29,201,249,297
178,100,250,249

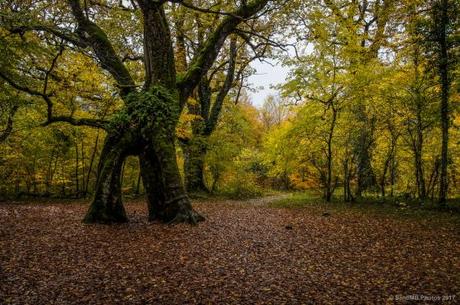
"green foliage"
0,0,459,208
218,175,263,200
204,99,264,196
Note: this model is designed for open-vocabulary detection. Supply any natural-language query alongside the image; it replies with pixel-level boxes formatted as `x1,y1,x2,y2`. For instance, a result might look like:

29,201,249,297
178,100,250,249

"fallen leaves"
0,197,458,304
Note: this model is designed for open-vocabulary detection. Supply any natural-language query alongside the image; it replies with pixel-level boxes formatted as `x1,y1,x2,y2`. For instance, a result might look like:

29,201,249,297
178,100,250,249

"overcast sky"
247,59,290,107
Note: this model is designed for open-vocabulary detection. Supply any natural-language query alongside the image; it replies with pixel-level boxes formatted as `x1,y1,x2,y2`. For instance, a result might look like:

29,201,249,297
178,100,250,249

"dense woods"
1,0,458,211
1,1,459,304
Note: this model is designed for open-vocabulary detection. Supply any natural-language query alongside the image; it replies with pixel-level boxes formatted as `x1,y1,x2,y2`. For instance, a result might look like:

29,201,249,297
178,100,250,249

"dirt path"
0,197,458,304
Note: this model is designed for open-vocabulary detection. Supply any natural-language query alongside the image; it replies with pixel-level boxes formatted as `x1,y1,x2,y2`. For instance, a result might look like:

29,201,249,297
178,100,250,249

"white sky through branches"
248,59,289,107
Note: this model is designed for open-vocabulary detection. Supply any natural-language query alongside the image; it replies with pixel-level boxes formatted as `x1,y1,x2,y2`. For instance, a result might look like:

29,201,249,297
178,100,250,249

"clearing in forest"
0,196,458,304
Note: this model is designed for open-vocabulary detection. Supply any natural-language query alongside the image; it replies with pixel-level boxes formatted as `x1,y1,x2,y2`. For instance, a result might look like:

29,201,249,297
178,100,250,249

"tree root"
168,208,205,225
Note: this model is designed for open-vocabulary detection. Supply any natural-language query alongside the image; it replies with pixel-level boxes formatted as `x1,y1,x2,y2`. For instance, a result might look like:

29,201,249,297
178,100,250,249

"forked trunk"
84,91,204,224
73,0,268,225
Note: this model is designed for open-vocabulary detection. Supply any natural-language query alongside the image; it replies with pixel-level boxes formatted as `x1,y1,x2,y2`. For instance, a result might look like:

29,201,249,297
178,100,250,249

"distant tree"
259,95,289,130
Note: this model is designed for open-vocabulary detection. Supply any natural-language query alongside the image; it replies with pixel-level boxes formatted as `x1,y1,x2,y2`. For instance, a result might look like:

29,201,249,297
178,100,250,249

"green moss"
87,23,109,42
107,86,179,135
176,72,185,84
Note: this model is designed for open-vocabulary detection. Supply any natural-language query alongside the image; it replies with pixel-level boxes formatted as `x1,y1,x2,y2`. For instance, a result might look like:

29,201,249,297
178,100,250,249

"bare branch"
205,37,238,135
168,0,243,19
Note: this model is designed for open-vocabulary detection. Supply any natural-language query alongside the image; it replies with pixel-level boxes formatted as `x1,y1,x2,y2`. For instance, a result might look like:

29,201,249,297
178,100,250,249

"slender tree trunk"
343,157,353,202
74,140,80,198
84,130,100,197
437,0,450,206
325,108,337,202
120,160,126,192
413,123,427,200
380,137,398,198
45,150,55,195
135,167,142,195
81,139,86,195
354,106,376,197
390,157,396,197
343,159,349,202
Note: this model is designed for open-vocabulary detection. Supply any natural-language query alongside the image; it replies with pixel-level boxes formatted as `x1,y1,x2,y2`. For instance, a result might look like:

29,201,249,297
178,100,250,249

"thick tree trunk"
141,132,204,224
83,86,205,224
83,132,129,224
183,140,208,193
67,0,269,225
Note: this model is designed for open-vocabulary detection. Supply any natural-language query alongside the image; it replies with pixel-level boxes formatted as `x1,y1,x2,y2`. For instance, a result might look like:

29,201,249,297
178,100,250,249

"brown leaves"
0,198,459,304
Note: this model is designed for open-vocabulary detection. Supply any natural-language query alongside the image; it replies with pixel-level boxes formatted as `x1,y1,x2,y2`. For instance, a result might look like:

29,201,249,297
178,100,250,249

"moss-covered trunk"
83,132,129,223
141,131,204,224
183,139,208,193
84,88,204,224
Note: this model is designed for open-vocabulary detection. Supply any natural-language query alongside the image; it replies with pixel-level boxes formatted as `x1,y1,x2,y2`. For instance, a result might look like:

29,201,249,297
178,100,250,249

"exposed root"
168,209,205,225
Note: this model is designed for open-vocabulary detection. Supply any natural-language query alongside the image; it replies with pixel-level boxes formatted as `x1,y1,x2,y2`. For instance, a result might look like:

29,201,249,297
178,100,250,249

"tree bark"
325,107,337,202
74,140,80,198
183,138,208,193
343,156,354,202
141,132,204,224
83,132,129,223
355,112,376,197
437,0,450,206
84,129,100,197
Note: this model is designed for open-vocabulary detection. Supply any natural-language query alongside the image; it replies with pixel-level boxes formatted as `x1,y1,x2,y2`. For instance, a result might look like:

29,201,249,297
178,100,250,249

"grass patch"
270,191,460,227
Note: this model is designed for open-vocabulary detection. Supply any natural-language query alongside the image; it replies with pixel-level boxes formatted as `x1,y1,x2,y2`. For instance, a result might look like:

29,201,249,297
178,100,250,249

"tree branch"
168,0,244,19
42,116,108,129
0,71,107,130
67,0,136,96
0,105,18,143
9,25,89,48
177,0,270,105
205,37,238,135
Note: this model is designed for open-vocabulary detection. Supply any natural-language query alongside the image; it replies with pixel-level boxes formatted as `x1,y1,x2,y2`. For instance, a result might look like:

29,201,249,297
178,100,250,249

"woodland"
0,0,459,304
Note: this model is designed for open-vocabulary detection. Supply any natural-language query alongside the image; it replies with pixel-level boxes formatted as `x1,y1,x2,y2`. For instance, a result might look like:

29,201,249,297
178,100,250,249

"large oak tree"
0,0,274,223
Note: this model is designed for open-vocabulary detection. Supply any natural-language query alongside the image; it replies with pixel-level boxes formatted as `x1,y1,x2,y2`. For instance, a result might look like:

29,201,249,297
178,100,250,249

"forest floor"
0,194,459,304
